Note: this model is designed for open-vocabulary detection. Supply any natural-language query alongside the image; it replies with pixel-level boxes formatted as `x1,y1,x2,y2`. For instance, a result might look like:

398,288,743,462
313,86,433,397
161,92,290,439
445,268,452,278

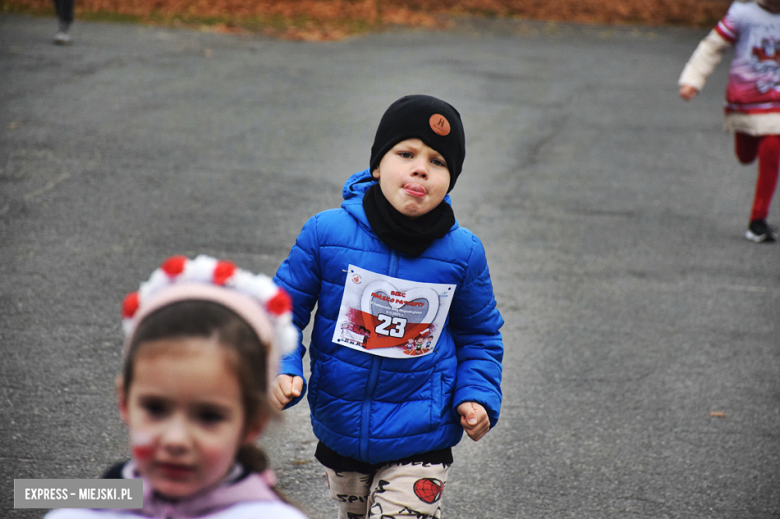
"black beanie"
370,95,466,192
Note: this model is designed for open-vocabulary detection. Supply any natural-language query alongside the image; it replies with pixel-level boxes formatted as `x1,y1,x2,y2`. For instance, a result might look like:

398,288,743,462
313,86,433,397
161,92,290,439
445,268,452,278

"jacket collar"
121,462,279,518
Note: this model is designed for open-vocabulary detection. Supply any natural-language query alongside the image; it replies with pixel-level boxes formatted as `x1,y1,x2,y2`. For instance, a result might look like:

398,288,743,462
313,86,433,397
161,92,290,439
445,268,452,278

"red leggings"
735,132,780,221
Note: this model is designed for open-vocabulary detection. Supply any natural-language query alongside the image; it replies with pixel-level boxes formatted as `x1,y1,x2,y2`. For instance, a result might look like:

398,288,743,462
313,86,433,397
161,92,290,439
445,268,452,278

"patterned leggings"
324,462,450,519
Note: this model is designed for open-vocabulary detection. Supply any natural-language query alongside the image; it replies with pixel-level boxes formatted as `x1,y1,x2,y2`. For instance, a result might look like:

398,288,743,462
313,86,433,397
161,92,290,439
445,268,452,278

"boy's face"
372,138,450,219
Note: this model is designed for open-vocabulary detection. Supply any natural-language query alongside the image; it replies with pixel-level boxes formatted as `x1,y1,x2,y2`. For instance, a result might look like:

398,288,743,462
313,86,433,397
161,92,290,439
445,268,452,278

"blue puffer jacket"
274,169,503,465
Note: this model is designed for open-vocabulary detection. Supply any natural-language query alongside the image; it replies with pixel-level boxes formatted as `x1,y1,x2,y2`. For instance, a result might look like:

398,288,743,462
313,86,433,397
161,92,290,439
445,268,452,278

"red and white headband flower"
121,255,298,359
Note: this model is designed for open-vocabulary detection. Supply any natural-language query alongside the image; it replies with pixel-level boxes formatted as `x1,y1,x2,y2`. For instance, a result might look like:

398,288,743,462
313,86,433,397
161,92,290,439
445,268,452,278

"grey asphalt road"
1,12,778,519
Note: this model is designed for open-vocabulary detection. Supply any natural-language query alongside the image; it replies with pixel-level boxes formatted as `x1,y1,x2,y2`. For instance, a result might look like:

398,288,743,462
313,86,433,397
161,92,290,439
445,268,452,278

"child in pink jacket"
45,256,308,519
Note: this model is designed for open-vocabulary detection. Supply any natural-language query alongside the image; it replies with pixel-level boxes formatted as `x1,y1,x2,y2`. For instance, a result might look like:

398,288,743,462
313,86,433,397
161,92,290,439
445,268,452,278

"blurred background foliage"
1,0,732,40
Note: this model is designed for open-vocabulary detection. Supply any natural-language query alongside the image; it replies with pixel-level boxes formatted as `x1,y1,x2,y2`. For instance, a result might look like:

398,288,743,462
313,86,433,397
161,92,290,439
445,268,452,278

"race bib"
332,265,456,358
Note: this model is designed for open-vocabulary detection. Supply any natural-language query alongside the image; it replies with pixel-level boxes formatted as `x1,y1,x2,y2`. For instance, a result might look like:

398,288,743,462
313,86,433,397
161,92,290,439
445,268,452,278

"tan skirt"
724,112,780,135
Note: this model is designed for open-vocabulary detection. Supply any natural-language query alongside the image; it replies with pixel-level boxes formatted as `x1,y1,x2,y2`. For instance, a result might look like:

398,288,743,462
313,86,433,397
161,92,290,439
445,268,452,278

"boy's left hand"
457,402,490,441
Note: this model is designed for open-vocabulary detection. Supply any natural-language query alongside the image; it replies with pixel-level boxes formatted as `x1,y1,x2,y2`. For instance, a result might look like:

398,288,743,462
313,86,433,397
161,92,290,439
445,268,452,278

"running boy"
272,95,504,518
679,0,780,242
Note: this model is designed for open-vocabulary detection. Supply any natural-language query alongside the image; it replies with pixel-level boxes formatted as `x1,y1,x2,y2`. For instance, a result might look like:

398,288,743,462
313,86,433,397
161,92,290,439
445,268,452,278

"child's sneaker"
745,219,778,243
54,31,72,45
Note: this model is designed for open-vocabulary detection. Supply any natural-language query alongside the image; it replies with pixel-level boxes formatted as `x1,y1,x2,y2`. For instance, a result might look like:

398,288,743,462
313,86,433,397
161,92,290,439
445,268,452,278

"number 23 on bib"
332,265,455,359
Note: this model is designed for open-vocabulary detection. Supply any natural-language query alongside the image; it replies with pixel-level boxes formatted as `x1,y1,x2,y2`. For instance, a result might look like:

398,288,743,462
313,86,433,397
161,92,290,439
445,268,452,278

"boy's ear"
116,376,129,424
372,168,380,179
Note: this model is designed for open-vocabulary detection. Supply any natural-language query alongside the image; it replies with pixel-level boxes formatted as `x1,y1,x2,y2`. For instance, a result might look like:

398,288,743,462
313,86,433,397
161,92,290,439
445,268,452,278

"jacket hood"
121,462,278,518
341,168,455,231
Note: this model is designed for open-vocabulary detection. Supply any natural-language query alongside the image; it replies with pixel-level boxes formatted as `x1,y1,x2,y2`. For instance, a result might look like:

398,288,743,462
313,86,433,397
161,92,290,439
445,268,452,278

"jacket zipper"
359,250,399,460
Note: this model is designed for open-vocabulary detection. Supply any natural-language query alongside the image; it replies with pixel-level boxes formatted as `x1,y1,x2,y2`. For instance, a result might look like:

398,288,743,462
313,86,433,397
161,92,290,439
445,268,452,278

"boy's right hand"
679,85,699,101
271,375,304,411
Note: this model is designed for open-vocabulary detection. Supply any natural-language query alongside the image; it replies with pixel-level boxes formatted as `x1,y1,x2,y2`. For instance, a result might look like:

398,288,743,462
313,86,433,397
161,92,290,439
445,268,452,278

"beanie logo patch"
429,114,451,136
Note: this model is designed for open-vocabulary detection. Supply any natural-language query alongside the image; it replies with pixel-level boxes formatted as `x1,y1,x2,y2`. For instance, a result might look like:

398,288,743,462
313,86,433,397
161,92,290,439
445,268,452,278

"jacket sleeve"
273,214,323,408
678,28,732,91
448,233,504,428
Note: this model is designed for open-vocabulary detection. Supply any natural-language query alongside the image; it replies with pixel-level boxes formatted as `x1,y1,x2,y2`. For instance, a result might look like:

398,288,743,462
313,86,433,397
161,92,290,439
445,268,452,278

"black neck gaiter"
362,183,455,257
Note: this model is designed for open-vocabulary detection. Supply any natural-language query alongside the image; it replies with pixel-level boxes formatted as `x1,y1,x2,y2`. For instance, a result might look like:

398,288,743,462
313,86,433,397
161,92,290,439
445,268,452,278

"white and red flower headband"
122,255,298,364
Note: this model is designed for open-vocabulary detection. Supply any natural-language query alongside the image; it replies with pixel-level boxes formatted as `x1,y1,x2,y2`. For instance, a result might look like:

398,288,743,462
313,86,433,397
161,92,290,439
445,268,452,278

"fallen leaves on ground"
3,0,731,40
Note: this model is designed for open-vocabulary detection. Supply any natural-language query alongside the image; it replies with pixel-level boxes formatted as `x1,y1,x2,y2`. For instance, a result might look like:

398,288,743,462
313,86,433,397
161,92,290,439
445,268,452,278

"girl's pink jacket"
44,462,308,519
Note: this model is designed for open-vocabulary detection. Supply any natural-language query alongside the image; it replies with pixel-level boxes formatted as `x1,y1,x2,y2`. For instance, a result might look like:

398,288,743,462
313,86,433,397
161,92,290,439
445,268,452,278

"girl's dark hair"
124,300,274,474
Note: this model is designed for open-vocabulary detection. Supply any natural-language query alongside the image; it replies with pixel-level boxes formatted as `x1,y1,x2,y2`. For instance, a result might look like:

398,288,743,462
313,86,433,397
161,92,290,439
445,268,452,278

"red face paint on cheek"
132,444,155,460
130,431,156,460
